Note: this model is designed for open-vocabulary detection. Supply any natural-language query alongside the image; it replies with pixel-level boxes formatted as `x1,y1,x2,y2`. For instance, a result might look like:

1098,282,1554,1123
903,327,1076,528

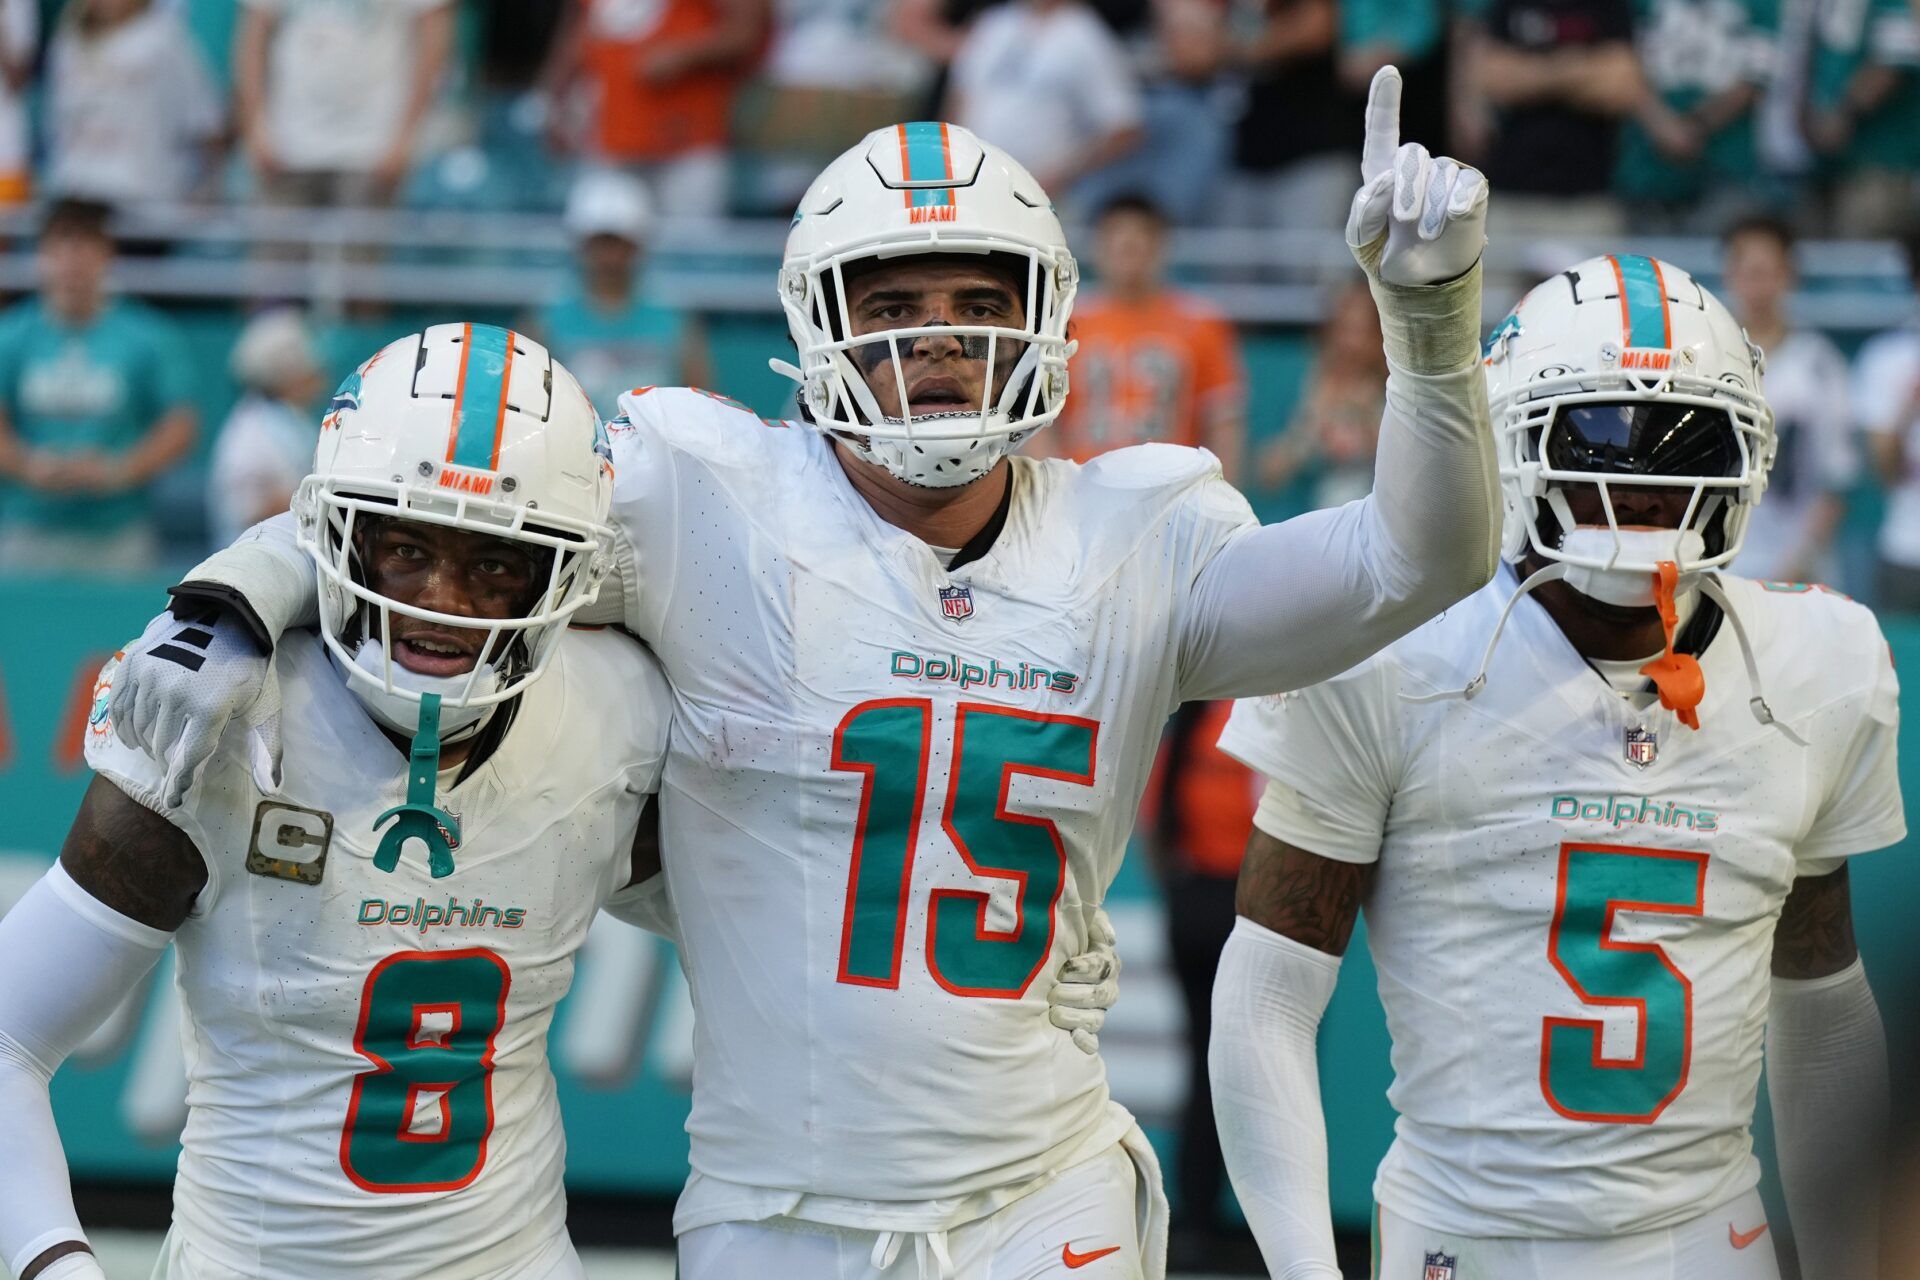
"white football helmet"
1486,254,1775,604
292,324,615,736
775,121,1078,487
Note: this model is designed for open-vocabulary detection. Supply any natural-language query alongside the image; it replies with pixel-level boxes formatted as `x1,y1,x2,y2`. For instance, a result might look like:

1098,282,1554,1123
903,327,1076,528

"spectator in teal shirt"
0,199,195,575
528,171,711,421
1615,0,1775,229
1805,0,1920,236
1339,0,1448,158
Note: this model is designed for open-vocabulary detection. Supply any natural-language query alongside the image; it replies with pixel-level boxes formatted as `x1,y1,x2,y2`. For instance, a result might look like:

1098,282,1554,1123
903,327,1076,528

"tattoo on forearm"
1235,831,1373,956
60,777,206,932
1772,863,1858,980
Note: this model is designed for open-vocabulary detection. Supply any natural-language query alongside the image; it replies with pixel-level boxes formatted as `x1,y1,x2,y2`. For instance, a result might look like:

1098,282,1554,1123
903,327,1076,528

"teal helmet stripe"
447,324,515,471
1611,254,1671,349
899,121,954,209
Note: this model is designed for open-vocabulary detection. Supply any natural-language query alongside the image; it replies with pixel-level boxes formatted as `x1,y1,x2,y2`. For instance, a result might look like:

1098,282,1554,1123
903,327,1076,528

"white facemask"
847,421,1018,489
1559,526,1708,607
343,638,500,740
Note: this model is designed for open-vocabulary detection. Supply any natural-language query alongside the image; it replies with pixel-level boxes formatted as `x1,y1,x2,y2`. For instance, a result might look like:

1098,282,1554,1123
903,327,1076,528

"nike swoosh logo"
1730,1222,1770,1249
1062,1242,1123,1268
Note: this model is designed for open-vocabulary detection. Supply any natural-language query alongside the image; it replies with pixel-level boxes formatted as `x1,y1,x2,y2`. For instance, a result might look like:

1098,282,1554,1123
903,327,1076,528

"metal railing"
0,203,1906,331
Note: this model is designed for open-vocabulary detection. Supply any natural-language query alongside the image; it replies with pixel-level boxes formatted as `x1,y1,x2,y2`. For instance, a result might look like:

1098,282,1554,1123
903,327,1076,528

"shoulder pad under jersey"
611,385,792,470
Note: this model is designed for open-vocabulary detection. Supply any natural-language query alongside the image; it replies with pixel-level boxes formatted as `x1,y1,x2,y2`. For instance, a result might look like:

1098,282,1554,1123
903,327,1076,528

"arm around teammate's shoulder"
0,779,199,1280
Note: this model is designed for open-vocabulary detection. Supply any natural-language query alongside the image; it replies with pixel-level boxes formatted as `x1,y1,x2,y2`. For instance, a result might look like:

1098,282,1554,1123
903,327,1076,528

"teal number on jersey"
833,700,1098,998
1542,843,1707,1124
930,705,1095,995
833,700,933,986
340,949,511,1192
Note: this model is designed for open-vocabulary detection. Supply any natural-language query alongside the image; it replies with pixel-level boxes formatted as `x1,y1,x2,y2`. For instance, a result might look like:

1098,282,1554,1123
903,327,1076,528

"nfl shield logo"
938,584,974,622
1624,725,1658,769
1423,1252,1456,1280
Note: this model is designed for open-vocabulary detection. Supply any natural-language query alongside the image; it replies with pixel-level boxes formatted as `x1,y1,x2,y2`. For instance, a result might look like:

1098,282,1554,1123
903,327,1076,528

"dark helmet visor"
1540,402,1742,479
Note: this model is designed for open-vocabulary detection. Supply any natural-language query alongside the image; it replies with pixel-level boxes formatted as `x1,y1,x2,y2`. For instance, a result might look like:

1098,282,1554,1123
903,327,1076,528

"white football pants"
146,1225,587,1280
678,1140,1164,1280
1374,1188,1782,1280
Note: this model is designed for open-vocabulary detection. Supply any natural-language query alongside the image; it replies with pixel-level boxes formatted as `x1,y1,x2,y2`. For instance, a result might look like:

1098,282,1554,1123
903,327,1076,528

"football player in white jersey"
1211,257,1903,1280
95,69,1502,1278
0,326,683,1280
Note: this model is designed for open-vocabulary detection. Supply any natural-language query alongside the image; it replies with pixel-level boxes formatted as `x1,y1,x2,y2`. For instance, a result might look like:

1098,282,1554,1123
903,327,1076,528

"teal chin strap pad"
372,692,462,879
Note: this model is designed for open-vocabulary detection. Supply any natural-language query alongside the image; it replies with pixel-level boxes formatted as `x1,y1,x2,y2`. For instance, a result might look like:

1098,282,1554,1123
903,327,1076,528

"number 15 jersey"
603,388,1256,1234
1219,568,1905,1238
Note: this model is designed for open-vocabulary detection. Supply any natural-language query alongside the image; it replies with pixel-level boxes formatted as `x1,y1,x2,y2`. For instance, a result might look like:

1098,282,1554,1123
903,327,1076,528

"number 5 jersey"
1218,566,1905,1237
84,628,671,1280
600,388,1258,1237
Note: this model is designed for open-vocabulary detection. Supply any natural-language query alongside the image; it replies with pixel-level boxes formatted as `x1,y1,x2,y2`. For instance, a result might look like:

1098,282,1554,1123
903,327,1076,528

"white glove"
1345,65,1488,373
1048,907,1120,1055
1346,65,1487,287
107,601,281,808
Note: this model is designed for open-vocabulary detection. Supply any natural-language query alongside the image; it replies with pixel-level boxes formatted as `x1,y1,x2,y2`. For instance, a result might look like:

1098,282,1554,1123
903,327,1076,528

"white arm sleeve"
175,510,318,640
1767,959,1888,1280
1209,917,1344,1280
0,864,172,1280
1179,361,1498,701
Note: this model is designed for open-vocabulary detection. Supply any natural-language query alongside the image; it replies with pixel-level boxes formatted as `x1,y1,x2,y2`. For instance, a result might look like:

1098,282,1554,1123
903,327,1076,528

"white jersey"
85,629,671,1280
1219,567,1904,1238
603,388,1255,1232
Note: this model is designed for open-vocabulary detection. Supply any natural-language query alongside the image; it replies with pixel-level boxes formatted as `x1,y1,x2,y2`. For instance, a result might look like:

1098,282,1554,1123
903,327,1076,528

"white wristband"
1367,258,1484,375
33,1251,108,1280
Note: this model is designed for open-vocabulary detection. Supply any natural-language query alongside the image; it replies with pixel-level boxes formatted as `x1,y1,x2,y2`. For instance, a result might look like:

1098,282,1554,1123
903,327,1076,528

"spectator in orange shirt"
1140,698,1262,1266
541,0,771,219
1037,194,1248,480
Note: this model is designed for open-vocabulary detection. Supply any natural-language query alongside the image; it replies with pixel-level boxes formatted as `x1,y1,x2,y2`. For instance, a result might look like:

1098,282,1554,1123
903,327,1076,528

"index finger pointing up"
1361,64,1403,182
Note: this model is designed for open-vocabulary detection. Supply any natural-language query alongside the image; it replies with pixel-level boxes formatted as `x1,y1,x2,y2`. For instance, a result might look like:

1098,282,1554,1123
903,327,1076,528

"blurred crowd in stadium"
0,0,1916,593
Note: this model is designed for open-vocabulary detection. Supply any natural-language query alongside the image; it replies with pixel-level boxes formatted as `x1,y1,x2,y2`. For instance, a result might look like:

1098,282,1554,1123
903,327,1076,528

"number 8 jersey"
1219,567,1905,1237
602,388,1257,1235
84,629,670,1280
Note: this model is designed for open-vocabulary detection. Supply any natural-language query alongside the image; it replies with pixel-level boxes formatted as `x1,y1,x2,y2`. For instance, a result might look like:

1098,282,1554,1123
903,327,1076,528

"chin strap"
372,692,463,879
1403,561,1567,704
1697,573,1808,746
1640,562,1705,730
1405,562,1809,747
